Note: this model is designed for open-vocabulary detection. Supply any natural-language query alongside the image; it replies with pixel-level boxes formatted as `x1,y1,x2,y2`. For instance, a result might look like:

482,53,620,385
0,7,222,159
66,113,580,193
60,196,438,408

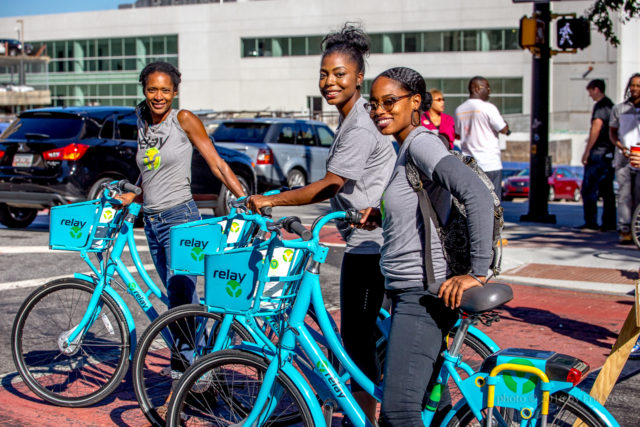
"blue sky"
0,0,127,17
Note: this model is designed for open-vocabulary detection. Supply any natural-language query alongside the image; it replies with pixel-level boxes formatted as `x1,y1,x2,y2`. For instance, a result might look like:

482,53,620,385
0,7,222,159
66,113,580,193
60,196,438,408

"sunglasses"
364,94,412,115
434,97,445,102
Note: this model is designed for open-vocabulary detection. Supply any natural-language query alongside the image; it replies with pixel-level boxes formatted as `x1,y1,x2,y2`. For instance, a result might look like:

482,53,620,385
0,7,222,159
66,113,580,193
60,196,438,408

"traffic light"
519,16,546,49
556,18,590,50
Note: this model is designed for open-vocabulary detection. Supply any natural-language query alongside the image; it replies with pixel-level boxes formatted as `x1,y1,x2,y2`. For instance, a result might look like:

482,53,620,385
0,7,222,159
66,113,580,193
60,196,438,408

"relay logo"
270,259,279,269
69,225,83,239
100,209,114,222
316,360,329,373
143,147,161,170
229,222,240,233
282,249,294,262
315,360,345,398
225,280,242,298
61,219,87,239
502,358,539,394
191,247,204,261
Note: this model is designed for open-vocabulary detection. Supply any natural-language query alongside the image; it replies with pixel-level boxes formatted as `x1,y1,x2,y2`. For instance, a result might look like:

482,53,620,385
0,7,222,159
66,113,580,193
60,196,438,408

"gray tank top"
136,109,193,213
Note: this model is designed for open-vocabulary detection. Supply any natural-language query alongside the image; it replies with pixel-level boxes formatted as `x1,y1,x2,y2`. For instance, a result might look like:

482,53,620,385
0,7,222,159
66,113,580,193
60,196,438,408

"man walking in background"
609,73,640,244
578,79,616,231
455,76,510,200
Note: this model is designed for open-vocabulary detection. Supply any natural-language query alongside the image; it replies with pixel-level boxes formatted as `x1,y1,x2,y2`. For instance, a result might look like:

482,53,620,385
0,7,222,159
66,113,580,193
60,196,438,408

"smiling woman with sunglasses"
367,67,494,426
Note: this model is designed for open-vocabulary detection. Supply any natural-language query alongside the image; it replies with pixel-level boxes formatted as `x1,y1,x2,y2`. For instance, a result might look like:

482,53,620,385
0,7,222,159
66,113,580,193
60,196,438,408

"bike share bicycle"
166,209,620,427
132,200,500,426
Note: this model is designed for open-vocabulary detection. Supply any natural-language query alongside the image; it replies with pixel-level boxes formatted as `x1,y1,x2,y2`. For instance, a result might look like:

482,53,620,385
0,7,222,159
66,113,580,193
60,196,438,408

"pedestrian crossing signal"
519,16,545,49
556,18,590,50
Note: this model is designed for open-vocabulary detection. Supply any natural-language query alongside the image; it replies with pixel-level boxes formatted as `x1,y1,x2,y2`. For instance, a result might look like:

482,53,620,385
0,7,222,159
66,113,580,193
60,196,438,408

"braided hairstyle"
139,61,182,91
374,67,432,112
624,72,640,101
321,23,370,77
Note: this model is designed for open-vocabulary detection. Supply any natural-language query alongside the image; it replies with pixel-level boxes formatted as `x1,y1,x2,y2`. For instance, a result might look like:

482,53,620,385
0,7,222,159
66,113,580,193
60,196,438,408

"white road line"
0,244,150,254
0,263,157,291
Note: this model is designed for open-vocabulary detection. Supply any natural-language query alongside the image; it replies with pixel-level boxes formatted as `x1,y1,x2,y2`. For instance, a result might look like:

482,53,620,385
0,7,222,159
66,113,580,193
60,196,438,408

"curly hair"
139,61,182,90
624,73,640,101
321,23,370,75
373,67,432,112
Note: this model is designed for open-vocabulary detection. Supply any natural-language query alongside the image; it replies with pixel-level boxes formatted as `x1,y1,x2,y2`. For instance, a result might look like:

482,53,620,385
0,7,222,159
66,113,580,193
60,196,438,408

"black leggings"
340,252,387,392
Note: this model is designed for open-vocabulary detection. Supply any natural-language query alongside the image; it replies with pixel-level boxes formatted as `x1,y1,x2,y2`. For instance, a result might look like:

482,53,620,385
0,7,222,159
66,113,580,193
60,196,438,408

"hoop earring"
411,109,421,127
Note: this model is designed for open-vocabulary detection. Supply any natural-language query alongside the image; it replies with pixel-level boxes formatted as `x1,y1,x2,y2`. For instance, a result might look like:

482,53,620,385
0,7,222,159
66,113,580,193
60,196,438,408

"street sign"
519,16,546,49
556,17,590,49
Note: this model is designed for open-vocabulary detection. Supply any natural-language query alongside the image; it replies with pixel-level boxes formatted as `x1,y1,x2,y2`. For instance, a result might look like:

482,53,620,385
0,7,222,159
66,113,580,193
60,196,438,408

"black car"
0,39,32,56
0,107,256,228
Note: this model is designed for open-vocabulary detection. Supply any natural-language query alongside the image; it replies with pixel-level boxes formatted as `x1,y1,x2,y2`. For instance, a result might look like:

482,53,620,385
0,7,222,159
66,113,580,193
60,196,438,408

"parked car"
0,39,32,56
0,106,256,228
211,118,335,189
502,166,582,202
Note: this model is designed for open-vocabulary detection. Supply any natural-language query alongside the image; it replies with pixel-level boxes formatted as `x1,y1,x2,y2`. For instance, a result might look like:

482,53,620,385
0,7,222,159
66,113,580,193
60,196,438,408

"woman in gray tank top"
119,61,246,311
246,24,395,424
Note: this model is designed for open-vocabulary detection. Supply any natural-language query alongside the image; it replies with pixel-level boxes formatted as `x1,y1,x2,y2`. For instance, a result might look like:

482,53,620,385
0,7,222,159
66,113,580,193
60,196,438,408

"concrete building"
0,0,638,163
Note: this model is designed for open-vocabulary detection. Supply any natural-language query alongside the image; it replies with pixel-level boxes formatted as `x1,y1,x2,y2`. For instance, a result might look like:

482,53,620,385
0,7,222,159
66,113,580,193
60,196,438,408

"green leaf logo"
230,221,240,233
101,209,114,221
127,282,136,291
191,247,204,261
502,358,539,394
282,249,294,262
225,280,242,298
143,147,161,170
270,259,279,269
69,225,82,239
316,360,329,373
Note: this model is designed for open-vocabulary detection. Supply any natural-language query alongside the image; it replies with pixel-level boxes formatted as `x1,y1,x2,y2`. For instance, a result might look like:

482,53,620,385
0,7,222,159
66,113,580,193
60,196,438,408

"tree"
585,0,640,46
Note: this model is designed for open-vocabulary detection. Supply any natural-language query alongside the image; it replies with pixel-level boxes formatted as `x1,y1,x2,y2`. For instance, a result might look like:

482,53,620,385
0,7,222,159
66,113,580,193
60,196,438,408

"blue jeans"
143,199,201,309
615,166,640,233
380,288,457,426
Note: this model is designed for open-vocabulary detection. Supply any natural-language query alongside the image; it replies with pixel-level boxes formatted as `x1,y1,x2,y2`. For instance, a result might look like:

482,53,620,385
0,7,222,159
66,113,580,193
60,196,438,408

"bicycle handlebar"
282,216,312,241
118,180,142,195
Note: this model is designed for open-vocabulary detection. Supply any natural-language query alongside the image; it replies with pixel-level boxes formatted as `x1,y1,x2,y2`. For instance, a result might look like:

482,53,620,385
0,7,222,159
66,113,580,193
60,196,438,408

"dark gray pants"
485,169,503,201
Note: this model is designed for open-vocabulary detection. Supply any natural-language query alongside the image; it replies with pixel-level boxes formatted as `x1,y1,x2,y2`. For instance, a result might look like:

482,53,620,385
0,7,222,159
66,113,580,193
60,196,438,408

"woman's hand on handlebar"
246,194,274,216
352,207,381,230
438,274,485,309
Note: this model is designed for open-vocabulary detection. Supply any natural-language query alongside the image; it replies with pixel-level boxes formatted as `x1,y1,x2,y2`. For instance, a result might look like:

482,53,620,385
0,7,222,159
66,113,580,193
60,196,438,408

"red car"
502,166,582,201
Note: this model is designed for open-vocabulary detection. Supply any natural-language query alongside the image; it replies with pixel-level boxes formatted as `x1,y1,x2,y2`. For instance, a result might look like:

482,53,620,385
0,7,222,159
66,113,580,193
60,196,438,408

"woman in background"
421,88,455,149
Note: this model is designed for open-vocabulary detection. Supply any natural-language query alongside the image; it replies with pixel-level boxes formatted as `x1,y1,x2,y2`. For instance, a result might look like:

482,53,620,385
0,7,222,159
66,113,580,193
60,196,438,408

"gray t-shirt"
327,96,396,254
380,127,494,293
610,100,640,169
136,109,194,213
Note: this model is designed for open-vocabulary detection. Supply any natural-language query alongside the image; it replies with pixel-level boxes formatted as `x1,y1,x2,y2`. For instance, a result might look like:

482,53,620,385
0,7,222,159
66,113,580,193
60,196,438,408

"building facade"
0,0,638,139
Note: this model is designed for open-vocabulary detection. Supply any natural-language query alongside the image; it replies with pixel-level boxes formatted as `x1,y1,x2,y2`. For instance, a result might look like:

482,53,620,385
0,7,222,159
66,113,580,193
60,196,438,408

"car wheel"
215,175,250,216
287,169,306,188
0,203,38,228
548,187,555,201
88,177,123,200
573,188,581,202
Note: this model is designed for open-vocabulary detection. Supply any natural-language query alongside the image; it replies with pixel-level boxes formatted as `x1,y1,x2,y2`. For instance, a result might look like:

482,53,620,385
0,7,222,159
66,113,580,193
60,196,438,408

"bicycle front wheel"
446,390,608,427
132,304,254,427
11,278,129,407
167,349,314,427
632,203,640,249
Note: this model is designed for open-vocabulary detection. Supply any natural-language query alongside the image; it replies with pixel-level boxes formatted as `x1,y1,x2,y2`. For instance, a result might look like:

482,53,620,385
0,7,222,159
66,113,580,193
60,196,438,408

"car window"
277,125,296,145
297,123,315,146
117,115,138,141
212,122,270,142
516,168,530,177
100,119,115,139
0,117,83,140
316,125,334,147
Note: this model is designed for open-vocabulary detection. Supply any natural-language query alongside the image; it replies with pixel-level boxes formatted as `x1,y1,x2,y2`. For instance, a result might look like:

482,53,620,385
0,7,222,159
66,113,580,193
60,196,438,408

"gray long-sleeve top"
380,127,494,294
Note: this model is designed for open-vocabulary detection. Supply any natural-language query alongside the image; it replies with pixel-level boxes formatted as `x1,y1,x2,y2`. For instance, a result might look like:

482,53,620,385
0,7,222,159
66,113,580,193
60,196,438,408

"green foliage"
585,0,640,46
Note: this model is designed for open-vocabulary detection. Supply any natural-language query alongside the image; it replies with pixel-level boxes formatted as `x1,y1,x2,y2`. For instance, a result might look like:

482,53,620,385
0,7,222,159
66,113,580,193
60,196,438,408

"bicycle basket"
49,200,122,252
204,240,308,315
170,215,257,276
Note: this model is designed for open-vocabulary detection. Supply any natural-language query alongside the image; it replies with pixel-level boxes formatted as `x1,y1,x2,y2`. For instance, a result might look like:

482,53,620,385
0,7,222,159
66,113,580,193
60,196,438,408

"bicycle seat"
459,282,513,314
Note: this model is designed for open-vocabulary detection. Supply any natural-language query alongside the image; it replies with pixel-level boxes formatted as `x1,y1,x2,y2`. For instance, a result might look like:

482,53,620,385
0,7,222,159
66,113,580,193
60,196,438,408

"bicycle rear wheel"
446,390,607,427
446,329,494,405
11,278,129,407
132,304,254,426
166,349,314,427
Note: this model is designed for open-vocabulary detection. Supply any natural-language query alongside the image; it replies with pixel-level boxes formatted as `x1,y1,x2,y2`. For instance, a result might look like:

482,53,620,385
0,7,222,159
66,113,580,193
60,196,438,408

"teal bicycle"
132,202,499,426
165,210,619,427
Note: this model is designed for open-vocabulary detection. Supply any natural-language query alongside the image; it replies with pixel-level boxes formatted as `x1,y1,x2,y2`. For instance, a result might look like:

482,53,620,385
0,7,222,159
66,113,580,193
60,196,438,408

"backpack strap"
404,135,441,288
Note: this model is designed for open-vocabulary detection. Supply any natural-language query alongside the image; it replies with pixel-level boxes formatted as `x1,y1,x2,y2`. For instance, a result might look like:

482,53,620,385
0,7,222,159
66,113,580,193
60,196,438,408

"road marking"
0,263,157,291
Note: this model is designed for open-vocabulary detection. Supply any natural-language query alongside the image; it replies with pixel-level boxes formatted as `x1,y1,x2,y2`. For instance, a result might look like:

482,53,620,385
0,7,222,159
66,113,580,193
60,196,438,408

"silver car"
211,118,335,188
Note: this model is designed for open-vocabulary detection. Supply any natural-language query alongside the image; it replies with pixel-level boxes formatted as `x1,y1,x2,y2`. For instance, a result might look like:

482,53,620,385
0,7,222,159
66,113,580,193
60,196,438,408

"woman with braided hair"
247,23,396,424
365,67,494,426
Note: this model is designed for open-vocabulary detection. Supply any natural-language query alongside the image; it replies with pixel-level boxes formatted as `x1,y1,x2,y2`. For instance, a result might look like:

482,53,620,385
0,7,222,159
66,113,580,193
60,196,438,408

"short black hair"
468,76,487,94
321,23,370,75
372,67,432,112
586,79,605,93
624,73,640,100
139,61,181,90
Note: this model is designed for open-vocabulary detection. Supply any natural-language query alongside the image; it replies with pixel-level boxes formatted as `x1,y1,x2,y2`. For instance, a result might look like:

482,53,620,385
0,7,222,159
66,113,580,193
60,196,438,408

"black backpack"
404,132,504,285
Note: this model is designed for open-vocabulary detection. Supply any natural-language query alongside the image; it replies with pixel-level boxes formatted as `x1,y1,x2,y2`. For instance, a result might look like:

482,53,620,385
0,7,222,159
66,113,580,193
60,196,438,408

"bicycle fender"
466,324,500,353
73,273,137,356
566,388,620,427
228,343,326,423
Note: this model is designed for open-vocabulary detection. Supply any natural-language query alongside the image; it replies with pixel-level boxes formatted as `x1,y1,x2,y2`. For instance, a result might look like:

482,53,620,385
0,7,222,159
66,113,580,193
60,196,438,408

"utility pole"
16,19,25,86
520,2,556,223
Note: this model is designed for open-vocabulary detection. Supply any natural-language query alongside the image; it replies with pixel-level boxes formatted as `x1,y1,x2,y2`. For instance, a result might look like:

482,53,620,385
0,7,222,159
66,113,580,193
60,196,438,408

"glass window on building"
291,37,306,56
462,30,478,51
152,36,165,55
307,36,323,55
382,33,402,54
271,37,289,57
423,31,442,52
442,31,460,51
403,32,422,53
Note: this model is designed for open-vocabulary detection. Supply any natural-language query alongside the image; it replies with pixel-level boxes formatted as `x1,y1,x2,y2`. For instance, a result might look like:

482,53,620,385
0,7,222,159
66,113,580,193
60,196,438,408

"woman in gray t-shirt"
368,67,493,426
247,24,395,423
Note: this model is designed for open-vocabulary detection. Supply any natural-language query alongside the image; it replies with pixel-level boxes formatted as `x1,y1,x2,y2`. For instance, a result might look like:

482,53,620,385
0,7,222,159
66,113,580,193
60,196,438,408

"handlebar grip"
283,216,312,241
344,208,362,224
118,180,142,196
261,206,273,217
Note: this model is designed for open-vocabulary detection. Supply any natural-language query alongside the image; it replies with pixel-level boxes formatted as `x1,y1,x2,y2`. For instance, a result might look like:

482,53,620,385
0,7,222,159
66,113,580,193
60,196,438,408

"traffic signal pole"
521,2,556,223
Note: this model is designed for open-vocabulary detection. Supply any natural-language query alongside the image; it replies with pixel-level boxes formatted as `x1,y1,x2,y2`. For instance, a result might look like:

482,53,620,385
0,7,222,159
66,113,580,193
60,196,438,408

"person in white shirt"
454,76,510,199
